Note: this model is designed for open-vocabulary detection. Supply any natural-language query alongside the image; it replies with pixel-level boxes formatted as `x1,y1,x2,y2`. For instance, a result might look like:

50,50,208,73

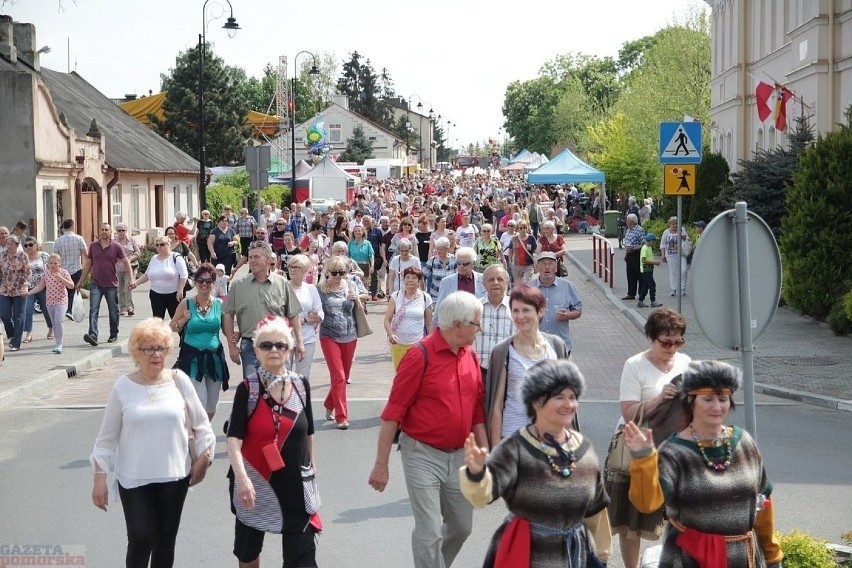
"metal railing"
592,233,615,288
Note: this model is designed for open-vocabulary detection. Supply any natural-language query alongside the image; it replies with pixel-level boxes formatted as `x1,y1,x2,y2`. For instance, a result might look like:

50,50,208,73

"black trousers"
624,251,641,297
118,476,190,568
149,290,180,320
638,271,656,302
65,269,83,315
196,236,211,263
370,257,384,296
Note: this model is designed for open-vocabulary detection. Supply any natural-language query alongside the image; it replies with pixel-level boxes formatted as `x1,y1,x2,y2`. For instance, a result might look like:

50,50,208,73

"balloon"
305,122,326,145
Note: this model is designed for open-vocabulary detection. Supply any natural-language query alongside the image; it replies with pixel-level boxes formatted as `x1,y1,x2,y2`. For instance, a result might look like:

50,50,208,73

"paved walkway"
565,232,852,411
2,237,850,413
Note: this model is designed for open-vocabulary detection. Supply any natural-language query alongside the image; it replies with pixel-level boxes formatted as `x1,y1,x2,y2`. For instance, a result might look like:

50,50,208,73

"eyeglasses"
401,223,412,226
329,270,346,276
155,243,168,247
139,346,168,356
466,320,482,329
257,341,290,351
657,338,686,349
457,261,472,267
195,277,214,284
24,243,36,248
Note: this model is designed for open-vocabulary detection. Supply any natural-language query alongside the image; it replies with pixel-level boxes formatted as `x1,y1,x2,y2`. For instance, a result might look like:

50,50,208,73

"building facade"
706,0,852,170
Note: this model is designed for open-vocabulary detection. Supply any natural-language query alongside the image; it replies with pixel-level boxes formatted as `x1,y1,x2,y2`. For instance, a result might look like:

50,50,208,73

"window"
329,123,342,143
130,184,141,230
185,184,196,219
112,184,123,228
173,184,181,217
42,185,56,240
756,128,764,151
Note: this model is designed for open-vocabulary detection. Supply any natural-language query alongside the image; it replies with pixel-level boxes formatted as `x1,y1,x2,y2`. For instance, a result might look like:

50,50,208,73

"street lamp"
198,0,240,210
291,51,320,194
408,94,432,169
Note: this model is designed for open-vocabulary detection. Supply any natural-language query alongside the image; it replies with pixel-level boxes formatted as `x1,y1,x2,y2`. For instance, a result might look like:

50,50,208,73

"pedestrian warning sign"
659,122,702,164
664,165,696,195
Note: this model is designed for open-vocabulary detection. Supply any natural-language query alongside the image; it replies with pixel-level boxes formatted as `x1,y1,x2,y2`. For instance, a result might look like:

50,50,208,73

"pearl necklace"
690,424,732,472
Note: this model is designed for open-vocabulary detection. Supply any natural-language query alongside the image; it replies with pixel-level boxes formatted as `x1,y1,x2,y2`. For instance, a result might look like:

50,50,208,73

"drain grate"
775,356,839,367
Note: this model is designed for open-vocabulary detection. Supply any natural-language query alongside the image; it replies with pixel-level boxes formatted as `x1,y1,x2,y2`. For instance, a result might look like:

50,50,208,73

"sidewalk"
564,232,852,411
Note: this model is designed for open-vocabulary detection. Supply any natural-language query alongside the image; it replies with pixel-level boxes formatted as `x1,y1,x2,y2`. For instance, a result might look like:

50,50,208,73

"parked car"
308,198,339,216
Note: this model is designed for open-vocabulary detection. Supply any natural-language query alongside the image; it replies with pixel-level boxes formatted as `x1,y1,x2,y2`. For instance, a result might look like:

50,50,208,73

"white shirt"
291,282,323,345
617,351,692,426
145,254,188,294
90,372,215,500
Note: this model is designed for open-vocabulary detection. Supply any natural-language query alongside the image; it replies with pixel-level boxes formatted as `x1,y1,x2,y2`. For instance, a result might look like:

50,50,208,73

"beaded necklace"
529,426,577,478
690,424,732,472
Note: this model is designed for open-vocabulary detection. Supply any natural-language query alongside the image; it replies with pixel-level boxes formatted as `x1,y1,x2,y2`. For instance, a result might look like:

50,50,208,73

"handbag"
603,400,647,482
171,370,200,463
349,281,373,338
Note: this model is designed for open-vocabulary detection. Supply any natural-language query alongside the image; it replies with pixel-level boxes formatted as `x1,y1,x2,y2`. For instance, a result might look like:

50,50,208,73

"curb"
565,251,852,413
0,340,127,410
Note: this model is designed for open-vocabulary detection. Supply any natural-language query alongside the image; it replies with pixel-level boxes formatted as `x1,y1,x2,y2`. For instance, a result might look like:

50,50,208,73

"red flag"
756,82,774,122
774,86,794,132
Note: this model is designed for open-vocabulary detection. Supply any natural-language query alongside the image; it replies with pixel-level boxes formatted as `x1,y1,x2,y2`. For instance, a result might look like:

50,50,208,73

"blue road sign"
659,122,702,164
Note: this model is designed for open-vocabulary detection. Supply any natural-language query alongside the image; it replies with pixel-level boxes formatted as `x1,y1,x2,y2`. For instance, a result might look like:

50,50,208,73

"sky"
5,0,708,149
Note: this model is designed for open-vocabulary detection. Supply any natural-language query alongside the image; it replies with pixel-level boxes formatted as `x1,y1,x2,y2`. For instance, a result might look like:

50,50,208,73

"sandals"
23,334,32,344
47,330,54,340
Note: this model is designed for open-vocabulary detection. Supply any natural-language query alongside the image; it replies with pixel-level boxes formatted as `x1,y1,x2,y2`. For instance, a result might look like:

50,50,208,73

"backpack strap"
246,374,261,417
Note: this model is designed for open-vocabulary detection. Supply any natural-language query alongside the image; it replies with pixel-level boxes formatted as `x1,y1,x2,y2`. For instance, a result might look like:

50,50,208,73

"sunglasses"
657,338,686,349
195,277,214,284
276,222,286,226
257,341,290,351
24,243,36,248
328,270,346,276
401,223,412,226
117,229,127,232
457,261,472,267
155,243,168,247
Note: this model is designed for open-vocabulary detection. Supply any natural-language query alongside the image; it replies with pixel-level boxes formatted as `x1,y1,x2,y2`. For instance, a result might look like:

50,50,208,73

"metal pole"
735,202,757,438
290,74,296,194
418,114,423,167
677,196,683,313
198,32,206,210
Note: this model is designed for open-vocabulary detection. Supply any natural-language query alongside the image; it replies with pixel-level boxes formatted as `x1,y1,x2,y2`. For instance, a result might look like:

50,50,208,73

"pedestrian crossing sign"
664,165,696,195
659,122,702,164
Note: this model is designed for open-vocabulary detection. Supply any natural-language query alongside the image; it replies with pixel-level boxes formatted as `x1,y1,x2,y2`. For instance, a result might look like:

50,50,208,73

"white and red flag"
755,81,794,131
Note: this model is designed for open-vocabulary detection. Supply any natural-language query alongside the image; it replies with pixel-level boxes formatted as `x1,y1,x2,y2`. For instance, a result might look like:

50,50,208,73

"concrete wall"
0,69,37,230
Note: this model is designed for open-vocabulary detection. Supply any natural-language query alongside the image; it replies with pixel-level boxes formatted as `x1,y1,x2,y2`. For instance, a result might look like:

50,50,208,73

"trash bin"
603,210,620,238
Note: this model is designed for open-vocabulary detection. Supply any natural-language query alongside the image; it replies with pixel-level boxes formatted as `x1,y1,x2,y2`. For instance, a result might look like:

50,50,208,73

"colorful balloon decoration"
304,121,332,164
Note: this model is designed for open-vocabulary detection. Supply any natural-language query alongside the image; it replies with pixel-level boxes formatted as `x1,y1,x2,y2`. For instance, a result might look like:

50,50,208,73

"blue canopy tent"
508,148,531,164
526,148,605,184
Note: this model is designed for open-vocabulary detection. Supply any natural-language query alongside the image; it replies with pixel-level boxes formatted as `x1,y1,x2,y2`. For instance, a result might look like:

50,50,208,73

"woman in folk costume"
623,360,783,568
461,359,611,567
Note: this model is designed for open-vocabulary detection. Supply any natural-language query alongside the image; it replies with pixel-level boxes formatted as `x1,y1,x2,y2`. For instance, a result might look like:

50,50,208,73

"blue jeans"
88,284,120,340
25,289,53,333
240,338,259,380
0,295,27,348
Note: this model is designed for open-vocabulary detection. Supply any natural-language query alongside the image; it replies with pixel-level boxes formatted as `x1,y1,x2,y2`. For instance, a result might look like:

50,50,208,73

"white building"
706,0,852,171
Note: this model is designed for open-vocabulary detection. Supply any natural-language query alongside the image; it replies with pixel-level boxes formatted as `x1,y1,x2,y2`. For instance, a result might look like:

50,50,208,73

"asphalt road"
1,394,850,567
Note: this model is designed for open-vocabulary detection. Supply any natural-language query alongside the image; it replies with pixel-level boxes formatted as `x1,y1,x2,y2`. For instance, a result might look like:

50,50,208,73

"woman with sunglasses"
129,236,188,320
21,236,53,344
226,316,319,567
607,307,691,568
170,263,230,421
318,256,367,430
208,215,238,276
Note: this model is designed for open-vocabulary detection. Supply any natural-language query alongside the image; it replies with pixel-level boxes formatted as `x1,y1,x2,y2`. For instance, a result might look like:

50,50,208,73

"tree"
390,114,417,152
586,111,657,198
154,42,250,166
336,52,396,128
339,124,374,163
781,112,852,320
551,76,598,153
502,76,561,154
242,63,276,113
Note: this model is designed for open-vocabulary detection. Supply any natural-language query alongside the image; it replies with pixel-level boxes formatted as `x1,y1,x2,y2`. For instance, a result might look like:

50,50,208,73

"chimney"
12,22,37,69
333,94,349,111
0,16,16,64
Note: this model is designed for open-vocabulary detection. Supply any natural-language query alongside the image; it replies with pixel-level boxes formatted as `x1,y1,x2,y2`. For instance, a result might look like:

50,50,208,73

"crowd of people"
3,172,780,567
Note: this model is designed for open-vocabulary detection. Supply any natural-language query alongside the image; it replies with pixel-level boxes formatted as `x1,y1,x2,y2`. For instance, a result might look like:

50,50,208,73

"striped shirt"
53,231,87,273
475,296,515,370
233,216,257,238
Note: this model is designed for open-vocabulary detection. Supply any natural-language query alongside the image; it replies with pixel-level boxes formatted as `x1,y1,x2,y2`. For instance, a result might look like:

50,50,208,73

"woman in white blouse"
91,317,215,568
286,254,324,379
130,236,187,320
383,265,434,370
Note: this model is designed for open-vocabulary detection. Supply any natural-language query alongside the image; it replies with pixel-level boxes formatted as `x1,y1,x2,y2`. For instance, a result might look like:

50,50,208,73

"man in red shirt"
173,212,191,246
369,291,487,568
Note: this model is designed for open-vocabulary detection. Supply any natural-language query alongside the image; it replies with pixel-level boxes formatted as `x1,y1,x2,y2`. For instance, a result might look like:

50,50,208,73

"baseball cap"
537,251,558,262
644,233,657,242
215,264,226,272
693,221,707,229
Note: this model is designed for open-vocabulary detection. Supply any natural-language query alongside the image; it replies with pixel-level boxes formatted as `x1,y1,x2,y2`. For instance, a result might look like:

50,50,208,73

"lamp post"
291,51,320,194
408,94,431,168
199,0,239,211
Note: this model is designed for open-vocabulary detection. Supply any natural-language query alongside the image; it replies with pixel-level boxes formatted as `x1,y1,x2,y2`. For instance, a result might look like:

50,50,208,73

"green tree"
688,150,730,222
502,76,561,154
552,75,598,152
154,42,250,166
339,124,375,163
336,52,395,127
242,63,277,113
781,113,852,321
390,114,417,152
586,111,657,198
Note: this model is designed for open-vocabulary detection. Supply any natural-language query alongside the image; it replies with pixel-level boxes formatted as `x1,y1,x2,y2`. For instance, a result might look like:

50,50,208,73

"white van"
363,158,404,180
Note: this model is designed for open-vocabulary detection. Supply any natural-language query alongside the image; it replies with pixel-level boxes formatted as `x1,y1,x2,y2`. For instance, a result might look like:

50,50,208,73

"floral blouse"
0,250,33,296
28,251,50,289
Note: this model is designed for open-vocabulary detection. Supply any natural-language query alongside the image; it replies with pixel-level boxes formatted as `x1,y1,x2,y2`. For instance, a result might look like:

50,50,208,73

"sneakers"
337,421,350,430
83,334,98,346
670,291,676,297
107,336,118,343
127,309,134,316
621,295,635,300
346,377,352,384
65,313,74,321
650,302,663,307
52,346,63,354
637,301,648,308
325,409,335,421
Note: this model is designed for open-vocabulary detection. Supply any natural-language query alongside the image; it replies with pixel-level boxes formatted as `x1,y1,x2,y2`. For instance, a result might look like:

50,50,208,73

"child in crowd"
213,263,229,301
26,254,74,353
637,233,662,308
305,240,321,284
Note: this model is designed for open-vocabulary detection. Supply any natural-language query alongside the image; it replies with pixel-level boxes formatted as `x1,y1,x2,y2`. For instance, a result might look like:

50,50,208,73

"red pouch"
261,443,285,471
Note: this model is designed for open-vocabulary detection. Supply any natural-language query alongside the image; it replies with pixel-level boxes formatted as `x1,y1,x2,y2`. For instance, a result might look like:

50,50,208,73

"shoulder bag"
348,281,373,338
603,400,647,482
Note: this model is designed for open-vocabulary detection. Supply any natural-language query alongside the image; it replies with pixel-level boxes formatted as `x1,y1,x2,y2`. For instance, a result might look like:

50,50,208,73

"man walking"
530,252,582,356
369,292,487,568
474,265,514,382
621,213,645,300
432,247,485,327
53,219,88,319
77,223,134,346
222,240,304,378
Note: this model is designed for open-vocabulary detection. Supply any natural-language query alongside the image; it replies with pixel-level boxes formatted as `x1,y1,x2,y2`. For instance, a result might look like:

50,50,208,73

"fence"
591,233,615,288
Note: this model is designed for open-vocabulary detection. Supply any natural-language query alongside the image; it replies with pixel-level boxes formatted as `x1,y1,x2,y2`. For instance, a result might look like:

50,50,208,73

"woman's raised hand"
464,433,488,476
623,421,654,453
